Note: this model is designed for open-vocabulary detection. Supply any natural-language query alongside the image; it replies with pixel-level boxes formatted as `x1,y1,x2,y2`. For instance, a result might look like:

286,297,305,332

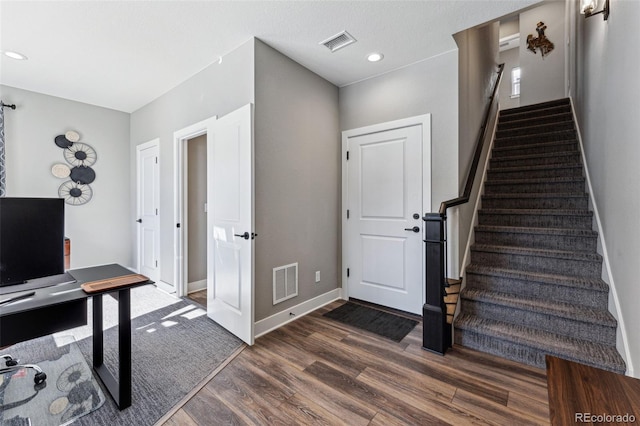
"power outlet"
315,271,320,283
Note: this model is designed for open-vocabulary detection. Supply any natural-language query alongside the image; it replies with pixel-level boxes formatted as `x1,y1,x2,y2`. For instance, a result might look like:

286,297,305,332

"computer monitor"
0,197,65,287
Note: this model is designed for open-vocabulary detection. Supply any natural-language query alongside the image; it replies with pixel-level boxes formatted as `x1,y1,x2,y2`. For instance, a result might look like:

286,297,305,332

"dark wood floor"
187,289,207,307
162,300,550,425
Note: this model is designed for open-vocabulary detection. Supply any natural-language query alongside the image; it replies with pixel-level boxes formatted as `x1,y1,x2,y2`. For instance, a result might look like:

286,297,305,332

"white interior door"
345,124,424,314
207,104,255,345
137,140,161,284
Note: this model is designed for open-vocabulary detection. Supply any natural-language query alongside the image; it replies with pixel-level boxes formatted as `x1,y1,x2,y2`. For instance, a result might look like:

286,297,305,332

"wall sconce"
580,0,610,20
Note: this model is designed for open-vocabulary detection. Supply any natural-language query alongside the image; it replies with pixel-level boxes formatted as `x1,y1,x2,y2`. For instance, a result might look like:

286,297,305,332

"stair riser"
465,272,608,309
482,196,588,210
492,142,578,158
501,100,571,117
499,106,572,123
488,167,582,180
470,250,602,278
496,122,574,139
490,153,581,168
460,299,616,346
497,113,574,130
485,180,585,194
478,212,592,229
494,131,576,147
474,230,597,252
454,329,625,374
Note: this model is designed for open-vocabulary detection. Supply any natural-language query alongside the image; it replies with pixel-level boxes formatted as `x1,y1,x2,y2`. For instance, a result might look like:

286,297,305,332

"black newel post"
422,213,451,355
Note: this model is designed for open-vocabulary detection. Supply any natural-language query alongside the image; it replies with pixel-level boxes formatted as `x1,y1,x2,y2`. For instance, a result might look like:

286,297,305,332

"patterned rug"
0,336,105,426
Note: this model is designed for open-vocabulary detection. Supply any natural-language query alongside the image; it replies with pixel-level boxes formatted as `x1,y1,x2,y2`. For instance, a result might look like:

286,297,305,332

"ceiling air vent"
320,31,357,53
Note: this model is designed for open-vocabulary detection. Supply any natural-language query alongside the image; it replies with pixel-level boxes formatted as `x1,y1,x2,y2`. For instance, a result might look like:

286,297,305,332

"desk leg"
92,295,103,367
92,290,132,410
118,288,132,409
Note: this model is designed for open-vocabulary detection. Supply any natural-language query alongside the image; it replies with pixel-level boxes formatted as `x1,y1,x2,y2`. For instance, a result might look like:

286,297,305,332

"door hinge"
347,209,350,219
346,151,349,161
155,157,158,164
155,260,158,267
155,208,158,215
347,268,350,277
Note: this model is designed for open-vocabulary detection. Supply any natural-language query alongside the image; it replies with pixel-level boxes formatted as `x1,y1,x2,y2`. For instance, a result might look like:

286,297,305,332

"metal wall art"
526,22,555,58
52,130,96,205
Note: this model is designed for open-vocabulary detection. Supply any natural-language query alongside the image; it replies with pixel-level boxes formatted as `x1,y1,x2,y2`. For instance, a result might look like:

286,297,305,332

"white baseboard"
254,288,342,339
187,279,207,294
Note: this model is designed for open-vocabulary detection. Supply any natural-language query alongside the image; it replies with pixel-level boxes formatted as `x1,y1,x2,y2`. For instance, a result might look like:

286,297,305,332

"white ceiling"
0,1,540,113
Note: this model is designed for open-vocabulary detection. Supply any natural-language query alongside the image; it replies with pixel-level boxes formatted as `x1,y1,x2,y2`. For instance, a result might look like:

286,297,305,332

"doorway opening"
173,117,214,304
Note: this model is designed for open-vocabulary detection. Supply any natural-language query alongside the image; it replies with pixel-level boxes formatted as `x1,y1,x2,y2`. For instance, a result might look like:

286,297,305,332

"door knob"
136,219,142,223
234,232,250,240
404,226,420,233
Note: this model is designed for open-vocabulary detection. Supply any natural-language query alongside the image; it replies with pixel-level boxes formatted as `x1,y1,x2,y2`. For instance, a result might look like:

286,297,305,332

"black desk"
0,264,151,410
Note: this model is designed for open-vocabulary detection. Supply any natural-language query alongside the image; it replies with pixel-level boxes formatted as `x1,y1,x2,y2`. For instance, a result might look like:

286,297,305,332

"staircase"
455,98,626,374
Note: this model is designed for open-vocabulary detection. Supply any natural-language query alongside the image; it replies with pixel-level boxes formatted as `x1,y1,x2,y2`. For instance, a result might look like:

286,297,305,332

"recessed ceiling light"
3,50,28,60
367,53,384,62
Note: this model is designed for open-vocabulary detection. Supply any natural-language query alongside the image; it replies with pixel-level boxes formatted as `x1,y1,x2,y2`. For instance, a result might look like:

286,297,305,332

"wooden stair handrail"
439,63,505,216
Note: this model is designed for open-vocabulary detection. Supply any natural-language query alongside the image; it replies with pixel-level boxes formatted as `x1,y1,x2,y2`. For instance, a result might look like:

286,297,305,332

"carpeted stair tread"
482,192,588,201
471,243,601,262
500,98,570,116
479,208,592,217
496,121,575,138
488,163,583,174
492,139,577,154
474,225,597,239
490,150,580,163
485,176,585,186
465,264,609,293
494,130,578,146
499,103,571,119
496,113,574,130
461,288,617,328
454,313,625,373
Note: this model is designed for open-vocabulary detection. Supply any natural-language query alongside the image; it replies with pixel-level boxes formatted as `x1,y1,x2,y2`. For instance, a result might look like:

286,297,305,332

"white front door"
344,121,428,314
136,140,161,284
207,104,255,345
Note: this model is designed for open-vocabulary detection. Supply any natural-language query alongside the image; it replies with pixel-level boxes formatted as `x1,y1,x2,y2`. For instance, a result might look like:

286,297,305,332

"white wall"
519,1,567,106
575,0,640,377
0,85,132,269
130,39,255,286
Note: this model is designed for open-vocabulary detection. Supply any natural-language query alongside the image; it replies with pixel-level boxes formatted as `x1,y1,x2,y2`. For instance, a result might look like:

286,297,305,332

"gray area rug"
39,285,242,426
1,336,105,426
324,302,417,342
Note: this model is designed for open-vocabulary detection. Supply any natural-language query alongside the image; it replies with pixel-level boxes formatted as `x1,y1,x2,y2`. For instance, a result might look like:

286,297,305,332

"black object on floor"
323,302,418,342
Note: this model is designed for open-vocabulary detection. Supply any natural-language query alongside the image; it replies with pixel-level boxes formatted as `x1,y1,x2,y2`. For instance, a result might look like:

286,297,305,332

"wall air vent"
273,263,298,305
320,31,357,52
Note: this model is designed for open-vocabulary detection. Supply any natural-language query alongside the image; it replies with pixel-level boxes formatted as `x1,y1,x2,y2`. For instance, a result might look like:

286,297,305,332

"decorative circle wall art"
63,142,97,167
58,181,93,206
51,163,71,179
52,130,97,205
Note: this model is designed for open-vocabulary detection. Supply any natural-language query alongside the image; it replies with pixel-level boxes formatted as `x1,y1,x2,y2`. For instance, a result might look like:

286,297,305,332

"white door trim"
173,116,217,298
136,139,162,287
341,114,432,307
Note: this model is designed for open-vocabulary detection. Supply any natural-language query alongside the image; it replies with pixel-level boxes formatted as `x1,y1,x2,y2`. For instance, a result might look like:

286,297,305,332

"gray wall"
254,40,340,321
454,22,500,272
339,51,459,214
187,134,207,288
575,0,640,377
130,39,255,286
0,85,131,269
519,1,566,106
